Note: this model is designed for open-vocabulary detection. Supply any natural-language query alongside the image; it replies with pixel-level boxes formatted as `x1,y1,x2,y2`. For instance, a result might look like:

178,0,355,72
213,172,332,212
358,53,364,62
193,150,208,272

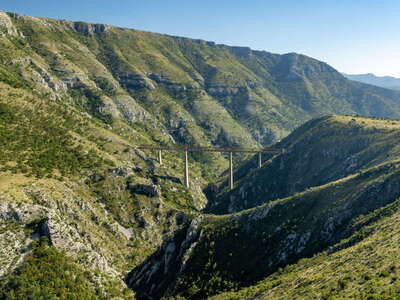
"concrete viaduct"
137,145,283,190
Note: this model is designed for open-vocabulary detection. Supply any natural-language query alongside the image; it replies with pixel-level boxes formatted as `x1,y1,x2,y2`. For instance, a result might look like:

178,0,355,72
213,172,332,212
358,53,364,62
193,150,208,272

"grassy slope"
129,116,400,299
0,75,205,297
212,198,400,300
210,115,400,213
2,11,400,152
0,238,133,300
177,165,400,298
3,11,400,299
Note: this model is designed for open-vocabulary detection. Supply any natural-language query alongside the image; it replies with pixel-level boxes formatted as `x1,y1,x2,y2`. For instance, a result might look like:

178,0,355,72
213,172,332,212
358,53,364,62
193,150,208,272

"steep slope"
128,116,400,299
3,10,400,299
209,115,400,213
1,11,400,153
212,197,400,299
344,72,400,90
0,80,206,298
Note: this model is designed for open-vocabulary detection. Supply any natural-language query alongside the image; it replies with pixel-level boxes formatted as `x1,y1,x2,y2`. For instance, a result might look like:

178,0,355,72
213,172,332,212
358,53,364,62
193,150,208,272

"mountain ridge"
2,10,400,151
343,72,400,90
2,10,400,300
128,115,400,299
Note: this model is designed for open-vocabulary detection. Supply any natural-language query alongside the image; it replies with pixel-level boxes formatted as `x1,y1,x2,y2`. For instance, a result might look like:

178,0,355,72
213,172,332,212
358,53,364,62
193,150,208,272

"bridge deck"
135,144,283,189
137,145,283,153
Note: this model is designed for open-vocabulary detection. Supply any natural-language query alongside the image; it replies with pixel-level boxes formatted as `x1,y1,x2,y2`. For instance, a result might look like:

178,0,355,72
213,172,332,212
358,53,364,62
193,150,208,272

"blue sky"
2,0,400,76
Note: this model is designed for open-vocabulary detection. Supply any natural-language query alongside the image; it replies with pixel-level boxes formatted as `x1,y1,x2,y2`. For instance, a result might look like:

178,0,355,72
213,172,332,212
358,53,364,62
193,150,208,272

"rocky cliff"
2,10,400,299
128,116,400,299
2,10,400,154
209,115,400,213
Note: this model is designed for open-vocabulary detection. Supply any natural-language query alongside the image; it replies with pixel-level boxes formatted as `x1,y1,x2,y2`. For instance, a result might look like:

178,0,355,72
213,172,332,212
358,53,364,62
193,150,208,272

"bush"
0,238,99,300
0,101,106,178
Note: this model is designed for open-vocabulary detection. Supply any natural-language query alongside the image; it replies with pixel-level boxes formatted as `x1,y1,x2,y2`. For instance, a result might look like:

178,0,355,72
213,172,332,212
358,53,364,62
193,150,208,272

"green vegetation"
3,11,400,300
0,238,133,300
0,97,107,178
211,199,400,300
3,11,400,153
130,116,400,299
0,65,28,88
92,77,117,97
69,87,114,125
211,115,400,213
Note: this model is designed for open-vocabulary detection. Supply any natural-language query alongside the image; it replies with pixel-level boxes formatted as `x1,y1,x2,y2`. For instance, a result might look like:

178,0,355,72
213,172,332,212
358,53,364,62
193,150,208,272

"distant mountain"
344,73,400,90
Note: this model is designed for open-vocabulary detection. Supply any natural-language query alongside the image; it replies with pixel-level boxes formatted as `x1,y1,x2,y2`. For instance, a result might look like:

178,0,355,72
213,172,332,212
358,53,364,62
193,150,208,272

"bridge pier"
137,145,281,189
229,152,233,190
158,150,162,165
184,150,189,188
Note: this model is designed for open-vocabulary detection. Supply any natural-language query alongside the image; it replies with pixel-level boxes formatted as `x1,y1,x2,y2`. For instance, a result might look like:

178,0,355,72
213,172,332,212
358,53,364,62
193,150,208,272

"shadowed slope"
127,116,400,299
209,115,400,213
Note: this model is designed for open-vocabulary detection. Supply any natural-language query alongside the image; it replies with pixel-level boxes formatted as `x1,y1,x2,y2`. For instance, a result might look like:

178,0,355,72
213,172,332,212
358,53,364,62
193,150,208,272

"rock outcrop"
72,21,109,35
128,184,161,198
126,216,203,299
0,11,19,36
120,73,156,90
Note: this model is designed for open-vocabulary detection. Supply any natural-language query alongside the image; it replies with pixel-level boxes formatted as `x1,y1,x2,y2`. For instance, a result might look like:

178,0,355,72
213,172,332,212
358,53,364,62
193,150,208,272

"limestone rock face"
126,216,203,299
31,63,67,92
60,76,87,89
117,100,149,123
205,84,246,98
108,167,134,178
0,202,45,223
72,21,109,35
146,73,201,92
0,11,19,36
0,224,27,277
39,215,118,275
120,73,156,90
0,184,124,278
128,183,161,198
227,46,253,58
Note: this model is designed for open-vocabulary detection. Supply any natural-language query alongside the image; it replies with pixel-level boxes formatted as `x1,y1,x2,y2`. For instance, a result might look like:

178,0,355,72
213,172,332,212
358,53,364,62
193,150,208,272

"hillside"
1,10,400,153
128,116,400,299
344,73,400,91
0,81,205,299
208,115,400,213
2,10,400,300
212,197,400,299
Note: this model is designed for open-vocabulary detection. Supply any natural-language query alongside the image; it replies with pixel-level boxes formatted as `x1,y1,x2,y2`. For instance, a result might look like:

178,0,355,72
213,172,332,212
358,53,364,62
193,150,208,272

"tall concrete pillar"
229,152,234,190
258,152,262,168
184,150,189,188
158,150,162,165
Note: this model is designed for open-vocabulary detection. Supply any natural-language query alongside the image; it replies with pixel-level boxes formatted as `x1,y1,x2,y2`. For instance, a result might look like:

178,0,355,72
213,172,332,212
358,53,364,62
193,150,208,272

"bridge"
136,145,283,190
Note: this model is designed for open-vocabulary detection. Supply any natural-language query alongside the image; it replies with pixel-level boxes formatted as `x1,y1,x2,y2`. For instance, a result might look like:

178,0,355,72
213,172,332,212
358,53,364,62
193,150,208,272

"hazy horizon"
2,0,400,77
